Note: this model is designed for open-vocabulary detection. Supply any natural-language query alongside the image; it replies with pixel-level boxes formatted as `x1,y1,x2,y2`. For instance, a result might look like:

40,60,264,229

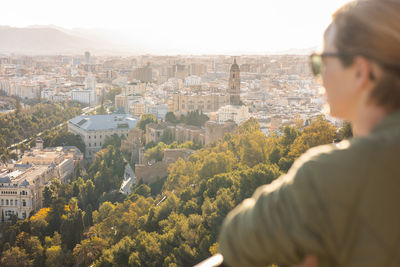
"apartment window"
15,200,18,206
10,200,13,206
89,143,91,147
100,142,102,146
22,200,26,207
22,212,26,219
6,199,9,205
1,199,3,205
94,142,96,147
94,135,96,139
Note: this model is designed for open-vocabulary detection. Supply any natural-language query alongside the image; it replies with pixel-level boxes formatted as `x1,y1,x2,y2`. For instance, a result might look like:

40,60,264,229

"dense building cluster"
0,53,338,131
0,139,82,221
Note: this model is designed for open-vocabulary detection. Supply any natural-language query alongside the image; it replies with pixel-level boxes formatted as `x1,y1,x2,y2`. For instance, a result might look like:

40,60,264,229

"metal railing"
195,254,289,267
194,254,226,267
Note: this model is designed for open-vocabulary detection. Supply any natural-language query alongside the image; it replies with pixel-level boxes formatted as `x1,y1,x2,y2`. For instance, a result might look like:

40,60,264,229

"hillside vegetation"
0,116,339,266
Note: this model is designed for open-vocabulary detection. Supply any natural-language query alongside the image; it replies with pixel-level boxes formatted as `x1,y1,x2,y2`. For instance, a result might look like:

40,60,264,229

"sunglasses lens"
311,55,322,76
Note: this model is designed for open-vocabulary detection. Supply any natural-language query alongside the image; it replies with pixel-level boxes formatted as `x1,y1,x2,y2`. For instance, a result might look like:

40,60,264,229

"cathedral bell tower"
228,58,241,106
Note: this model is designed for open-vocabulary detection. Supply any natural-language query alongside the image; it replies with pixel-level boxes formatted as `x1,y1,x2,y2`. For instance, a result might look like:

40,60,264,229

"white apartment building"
14,84,40,99
68,114,138,161
71,89,96,105
0,79,12,95
70,74,98,105
184,75,201,86
216,105,250,125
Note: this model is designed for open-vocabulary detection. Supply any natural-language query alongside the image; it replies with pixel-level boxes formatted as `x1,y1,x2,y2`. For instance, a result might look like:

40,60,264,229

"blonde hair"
331,0,400,111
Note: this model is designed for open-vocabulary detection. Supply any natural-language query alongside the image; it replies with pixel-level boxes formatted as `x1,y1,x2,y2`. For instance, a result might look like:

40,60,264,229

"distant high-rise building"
228,58,241,105
175,64,189,79
84,51,90,64
189,63,207,76
132,62,153,83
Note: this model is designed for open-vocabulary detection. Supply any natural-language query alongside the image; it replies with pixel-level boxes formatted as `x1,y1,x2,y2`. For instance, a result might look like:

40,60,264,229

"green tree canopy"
136,114,158,132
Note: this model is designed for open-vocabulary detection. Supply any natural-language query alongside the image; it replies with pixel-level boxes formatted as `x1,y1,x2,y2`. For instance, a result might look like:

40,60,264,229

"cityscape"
0,1,354,266
0,51,338,211
0,49,347,266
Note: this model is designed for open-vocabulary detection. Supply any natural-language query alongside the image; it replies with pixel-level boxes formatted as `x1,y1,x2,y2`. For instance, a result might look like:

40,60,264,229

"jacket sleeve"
218,153,337,267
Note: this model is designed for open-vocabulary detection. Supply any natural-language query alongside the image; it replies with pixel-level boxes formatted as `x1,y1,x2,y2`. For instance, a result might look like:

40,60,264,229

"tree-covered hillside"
0,116,338,266
0,101,83,162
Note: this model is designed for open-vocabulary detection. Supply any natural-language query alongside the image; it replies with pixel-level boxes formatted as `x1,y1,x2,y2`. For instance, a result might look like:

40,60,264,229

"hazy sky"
2,0,351,54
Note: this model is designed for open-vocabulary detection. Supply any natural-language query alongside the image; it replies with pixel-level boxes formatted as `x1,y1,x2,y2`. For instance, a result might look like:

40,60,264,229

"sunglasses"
309,52,352,77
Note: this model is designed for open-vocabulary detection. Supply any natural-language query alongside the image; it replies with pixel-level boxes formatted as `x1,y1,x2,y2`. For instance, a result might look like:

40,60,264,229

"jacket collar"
371,109,400,134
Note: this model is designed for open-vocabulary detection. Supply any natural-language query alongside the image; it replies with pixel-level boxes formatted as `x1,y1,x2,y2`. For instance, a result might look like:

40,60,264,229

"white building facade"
216,105,250,125
184,75,201,86
71,89,96,105
0,143,79,221
68,114,138,161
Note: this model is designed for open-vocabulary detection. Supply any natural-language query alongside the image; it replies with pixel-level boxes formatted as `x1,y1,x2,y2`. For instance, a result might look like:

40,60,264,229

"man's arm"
218,156,337,267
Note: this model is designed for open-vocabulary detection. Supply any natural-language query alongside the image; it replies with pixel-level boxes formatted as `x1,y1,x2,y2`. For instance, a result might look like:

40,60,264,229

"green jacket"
218,110,400,267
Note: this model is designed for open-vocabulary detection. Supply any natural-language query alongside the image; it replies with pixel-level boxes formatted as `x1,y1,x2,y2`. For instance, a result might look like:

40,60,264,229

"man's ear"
353,56,374,92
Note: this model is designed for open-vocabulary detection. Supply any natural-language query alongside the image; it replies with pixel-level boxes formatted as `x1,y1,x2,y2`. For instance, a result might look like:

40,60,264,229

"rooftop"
69,114,138,131
0,165,50,187
14,165,50,184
